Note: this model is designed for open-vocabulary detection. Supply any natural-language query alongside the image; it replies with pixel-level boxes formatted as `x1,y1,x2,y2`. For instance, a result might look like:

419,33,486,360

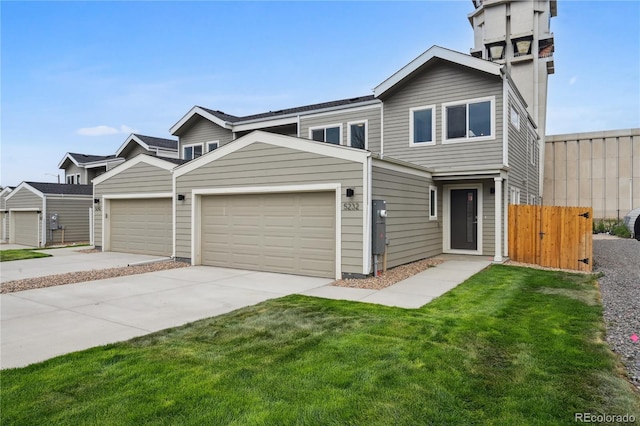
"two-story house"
93,46,540,279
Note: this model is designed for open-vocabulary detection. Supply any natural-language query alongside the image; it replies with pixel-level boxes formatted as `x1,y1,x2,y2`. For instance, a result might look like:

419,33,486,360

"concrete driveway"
1,266,332,369
1,247,169,282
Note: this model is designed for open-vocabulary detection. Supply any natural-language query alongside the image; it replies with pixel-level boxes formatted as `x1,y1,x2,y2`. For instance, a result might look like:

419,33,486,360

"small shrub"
596,220,607,234
611,224,631,238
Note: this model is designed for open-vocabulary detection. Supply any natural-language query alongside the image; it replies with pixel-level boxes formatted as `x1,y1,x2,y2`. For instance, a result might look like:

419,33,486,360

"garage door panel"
201,192,335,278
13,212,39,247
110,198,171,256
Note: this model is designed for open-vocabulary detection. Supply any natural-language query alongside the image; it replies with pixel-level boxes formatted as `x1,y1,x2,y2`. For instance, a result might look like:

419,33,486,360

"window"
442,97,494,143
309,124,341,145
429,185,438,220
76,174,81,185
66,175,75,184
347,121,367,149
183,143,203,160
510,187,521,205
530,135,537,165
510,106,520,130
410,105,435,146
206,141,219,153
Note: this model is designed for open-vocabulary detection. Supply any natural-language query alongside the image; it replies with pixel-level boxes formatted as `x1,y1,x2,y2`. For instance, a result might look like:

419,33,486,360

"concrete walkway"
300,254,493,309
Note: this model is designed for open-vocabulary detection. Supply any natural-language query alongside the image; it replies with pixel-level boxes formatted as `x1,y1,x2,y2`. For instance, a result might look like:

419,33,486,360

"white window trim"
308,123,343,145
183,143,204,160
346,120,368,149
206,141,220,153
76,173,81,185
510,106,520,130
530,135,537,166
442,96,496,144
442,183,483,255
409,105,436,147
510,187,521,205
429,185,438,220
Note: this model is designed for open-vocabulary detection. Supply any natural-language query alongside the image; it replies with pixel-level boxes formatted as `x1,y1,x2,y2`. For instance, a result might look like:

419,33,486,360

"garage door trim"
9,209,41,247
102,192,173,255
192,183,342,279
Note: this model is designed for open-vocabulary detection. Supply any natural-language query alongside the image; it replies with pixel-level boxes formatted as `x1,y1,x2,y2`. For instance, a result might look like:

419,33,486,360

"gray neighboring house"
114,134,179,160
95,46,541,279
5,182,92,247
1,186,15,242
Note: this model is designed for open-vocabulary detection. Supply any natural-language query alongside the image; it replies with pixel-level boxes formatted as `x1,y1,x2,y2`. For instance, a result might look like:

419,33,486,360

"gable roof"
92,154,185,186
373,45,503,99
115,134,178,157
6,181,92,200
170,96,379,135
58,152,122,169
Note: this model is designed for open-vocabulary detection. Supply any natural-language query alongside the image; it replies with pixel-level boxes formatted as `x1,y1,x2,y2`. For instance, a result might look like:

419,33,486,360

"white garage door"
201,192,335,278
110,198,172,256
12,211,39,247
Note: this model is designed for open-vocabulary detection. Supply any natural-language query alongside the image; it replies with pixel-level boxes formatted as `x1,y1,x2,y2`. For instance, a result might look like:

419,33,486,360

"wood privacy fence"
508,205,593,272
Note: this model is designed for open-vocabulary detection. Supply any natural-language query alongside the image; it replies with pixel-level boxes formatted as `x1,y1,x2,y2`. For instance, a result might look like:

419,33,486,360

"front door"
450,189,478,250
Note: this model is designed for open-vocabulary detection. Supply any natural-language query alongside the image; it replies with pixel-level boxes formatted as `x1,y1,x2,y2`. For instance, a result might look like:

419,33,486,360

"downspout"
42,195,47,247
297,114,301,138
380,103,384,158
364,156,373,274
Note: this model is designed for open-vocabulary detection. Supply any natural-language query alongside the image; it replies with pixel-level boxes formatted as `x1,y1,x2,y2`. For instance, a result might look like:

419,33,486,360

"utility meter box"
50,213,59,230
372,199,387,255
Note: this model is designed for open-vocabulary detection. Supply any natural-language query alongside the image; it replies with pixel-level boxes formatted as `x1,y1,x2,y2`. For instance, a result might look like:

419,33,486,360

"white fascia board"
0,187,13,198
42,195,92,200
374,45,502,98
92,154,177,185
84,158,125,169
57,153,81,169
115,134,150,157
173,131,370,178
5,182,44,201
102,192,173,199
170,106,231,135
372,158,433,179
300,102,382,121
232,116,299,132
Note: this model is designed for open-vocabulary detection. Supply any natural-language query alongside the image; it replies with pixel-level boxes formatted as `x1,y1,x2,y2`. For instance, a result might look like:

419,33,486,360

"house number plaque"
342,202,360,211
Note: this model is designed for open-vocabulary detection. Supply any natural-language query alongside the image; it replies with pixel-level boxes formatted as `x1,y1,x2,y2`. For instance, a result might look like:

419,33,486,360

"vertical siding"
382,60,504,169
543,129,640,219
45,198,92,245
506,91,540,204
179,117,234,153
94,162,174,247
176,142,365,274
299,106,382,153
371,165,442,269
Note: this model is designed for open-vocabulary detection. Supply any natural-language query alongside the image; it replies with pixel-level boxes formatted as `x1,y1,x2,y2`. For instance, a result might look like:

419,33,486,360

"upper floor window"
530,135,537,166
429,185,438,220
66,174,81,185
510,106,520,130
410,105,435,146
207,141,219,153
183,143,203,160
310,124,341,145
442,96,495,143
347,121,367,149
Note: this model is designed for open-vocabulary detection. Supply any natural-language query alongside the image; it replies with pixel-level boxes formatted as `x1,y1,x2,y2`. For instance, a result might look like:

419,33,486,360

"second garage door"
12,211,39,247
201,192,335,278
110,198,172,256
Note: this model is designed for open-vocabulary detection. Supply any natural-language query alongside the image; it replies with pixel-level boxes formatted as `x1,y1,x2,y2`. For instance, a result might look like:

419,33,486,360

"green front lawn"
0,248,51,262
2,266,639,424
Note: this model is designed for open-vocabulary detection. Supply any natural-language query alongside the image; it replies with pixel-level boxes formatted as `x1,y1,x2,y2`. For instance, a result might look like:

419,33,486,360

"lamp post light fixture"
486,42,506,61
513,38,533,56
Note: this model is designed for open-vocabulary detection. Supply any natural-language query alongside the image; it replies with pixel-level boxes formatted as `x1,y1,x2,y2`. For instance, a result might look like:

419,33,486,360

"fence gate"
508,205,593,272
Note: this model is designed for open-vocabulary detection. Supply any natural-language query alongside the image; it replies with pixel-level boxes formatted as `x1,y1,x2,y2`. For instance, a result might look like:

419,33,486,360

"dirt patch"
332,258,445,290
1,261,189,294
505,260,593,274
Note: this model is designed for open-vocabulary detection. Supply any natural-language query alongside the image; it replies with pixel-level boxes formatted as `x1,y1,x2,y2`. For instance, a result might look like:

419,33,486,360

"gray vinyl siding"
371,165,442,269
64,163,87,184
121,144,149,160
179,117,234,154
94,162,174,247
0,193,8,241
299,106,382,153
382,61,504,169
86,166,107,183
176,142,365,274
45,197,91,245
506,90,539,204
6,187,43,210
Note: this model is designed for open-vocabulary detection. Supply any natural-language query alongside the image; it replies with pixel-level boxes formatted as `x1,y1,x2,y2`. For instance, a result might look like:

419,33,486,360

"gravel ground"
593,238,640,390
333,258,444,290
0,261,189,294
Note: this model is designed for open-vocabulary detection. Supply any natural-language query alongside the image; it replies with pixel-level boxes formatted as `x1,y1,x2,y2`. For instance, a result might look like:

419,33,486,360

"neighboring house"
543,129,640,220
5,182,92,247
94,46,541,279
58,134,178,185
0,186,15,242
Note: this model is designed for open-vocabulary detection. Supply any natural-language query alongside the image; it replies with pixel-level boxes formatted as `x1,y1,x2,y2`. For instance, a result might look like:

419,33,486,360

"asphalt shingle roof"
68,153,119,164
26,182,93,196
199,95,377,124
134,134,178,150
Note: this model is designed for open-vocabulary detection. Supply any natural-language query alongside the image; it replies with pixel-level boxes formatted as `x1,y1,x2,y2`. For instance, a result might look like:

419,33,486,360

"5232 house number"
342,202,360,211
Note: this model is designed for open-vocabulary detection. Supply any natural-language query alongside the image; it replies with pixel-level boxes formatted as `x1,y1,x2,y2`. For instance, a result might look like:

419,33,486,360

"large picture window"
443,97,494,143
410,105,435,146
310,125,342,145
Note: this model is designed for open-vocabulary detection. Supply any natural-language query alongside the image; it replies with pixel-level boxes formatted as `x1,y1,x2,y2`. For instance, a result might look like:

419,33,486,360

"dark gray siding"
371,165,442,269
179,117,234,154
382,61,504,169
176,142,365,274
45,198,92,245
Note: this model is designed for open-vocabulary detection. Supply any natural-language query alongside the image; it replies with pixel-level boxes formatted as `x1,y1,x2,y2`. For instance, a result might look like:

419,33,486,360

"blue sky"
1,1,639,187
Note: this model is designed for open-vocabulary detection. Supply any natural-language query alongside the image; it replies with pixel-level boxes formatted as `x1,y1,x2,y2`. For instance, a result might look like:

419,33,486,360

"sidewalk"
300,255,493,308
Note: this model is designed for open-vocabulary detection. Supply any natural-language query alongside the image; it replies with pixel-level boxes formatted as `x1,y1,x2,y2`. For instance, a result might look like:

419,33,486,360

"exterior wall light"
177,194,186,201
486,42,506,61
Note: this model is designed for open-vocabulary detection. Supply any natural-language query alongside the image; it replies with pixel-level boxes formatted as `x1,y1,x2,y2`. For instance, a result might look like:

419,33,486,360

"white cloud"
569,76,578,85
76,124,137,136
